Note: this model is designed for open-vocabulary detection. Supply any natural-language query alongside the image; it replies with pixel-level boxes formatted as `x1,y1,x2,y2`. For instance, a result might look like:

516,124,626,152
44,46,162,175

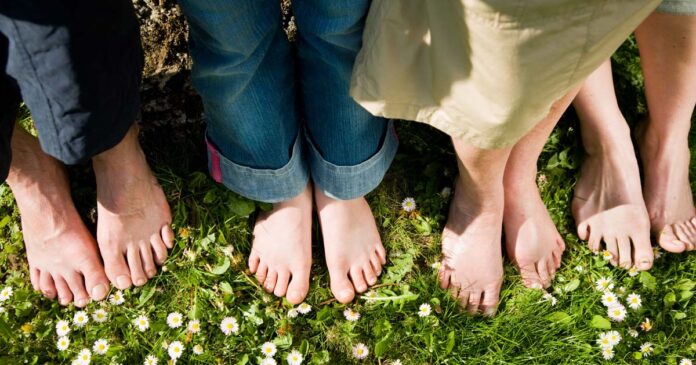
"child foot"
7,131,109,307
93,126,174,290
572,141,653,270
504,181,564,289
248,184,313,304
315,189,386,304
638,122,696,252
439,179,504,316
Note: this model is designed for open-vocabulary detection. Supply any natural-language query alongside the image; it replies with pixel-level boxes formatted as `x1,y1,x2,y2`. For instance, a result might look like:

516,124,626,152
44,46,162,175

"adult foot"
637,120,696,252
315,189,386,304
93,126,174,290
572,138,653,270
7,130,109,307
503,181,564,289
439,179,504,316
248,184,313,304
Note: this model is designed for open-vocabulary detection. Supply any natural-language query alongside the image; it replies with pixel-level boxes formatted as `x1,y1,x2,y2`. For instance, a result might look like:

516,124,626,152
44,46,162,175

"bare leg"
572,60,653,269
503,88,579,289
635,13,696,252
6,128,109,307
92,125,174,289
248,184,313,304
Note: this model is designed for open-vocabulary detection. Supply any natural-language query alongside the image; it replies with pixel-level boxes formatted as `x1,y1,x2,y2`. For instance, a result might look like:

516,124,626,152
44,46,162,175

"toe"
617,237,633,269
604,237,619,266
102,248,132,290
457,290,470,309
349,267,368,293
546,257,556,279
150,235,168,266
658,225,686,253
519,264,542,289
363,262,378,286
79,260,109,302
438,267,451,290
329,267,355,304
127,247,148,287
370,254,383,277
255,262,268,284
631,234,653,271
588,227,602,253
375,244,387,265
53,276,73,306
480,288,500,317
248,252,260,274
30,268,40,292
466,291,482,315
161,224,175,249
39,271,57,299
535,261,551,288
577,221,590,241
263,270,278,293
65,272,90,308
273,270,290,298
140,244,158,278
286,267,310,305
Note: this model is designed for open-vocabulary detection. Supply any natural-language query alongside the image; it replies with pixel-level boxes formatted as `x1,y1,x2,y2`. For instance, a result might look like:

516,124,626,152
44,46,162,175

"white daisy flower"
401,197,416,212
542,292,558,306
639,342,654,357
602,347,614,360
418,303,432,317
628,266,639,277
260,359,277,365
628,329,639,338
352,343,369,360
144,355,158,365
187,319,201,334
56,320,71,337
261,342,277,357
601,250,613,261
390,360,403,365
343,308,361,322
73,311,89,328
57,336,70,351
0,306,4,313
440,187,452,198
653,247,663,259
133,315,150,332
76,349,91,364
93,339,109,355
0,286,13,302
601,292,619,308
287,349,303,365
166,312,183,329
595,277,614,292
192,344,203,355
574,265,584,272
168,341,184,359
109,291,125,305
680,359,693,365
640,318,653,332
221,245,235,257
92,309,108,323
297,303,312,314
627,293,642,310
220,316,239,335
606,331,621,346
364,291,378,302
287,308,299,319
596,333,612,349
608,305,627,322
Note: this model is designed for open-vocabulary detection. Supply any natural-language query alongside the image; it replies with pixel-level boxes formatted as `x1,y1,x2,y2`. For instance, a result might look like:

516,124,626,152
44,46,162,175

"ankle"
581,119,632,157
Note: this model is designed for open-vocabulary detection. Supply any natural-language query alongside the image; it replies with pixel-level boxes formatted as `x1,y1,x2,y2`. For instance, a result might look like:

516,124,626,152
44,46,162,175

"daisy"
418,303,432,317
628,266,639,277
287,308,299,319
364,291,378,301
260,359,277,365
187,319,201,334
166,312,183,329
602,347,614,360
109,291,125,305
76,349,91,364
608,305,627,322
680,359,693,365
640,318,653,332
639,342,654,357
628,329,639,338
144,355,158,365
93,339,109,355
627,293,642,310
600,292,619,308
0,286,13,302
352,343,369,360
57,336,70,351
168,341,184,359
595,277,614,292
343,308,360,322
221,245,235,257
653,247,663,259
192,344,203,355
542,292,557,306
92,309,108,323
134,315,150,332
574,265,584,273
297,303,312,314
596,333,612,349
606,331,621,346
601,250,613,261
56,320,71,336
220,316,239,335
73,311,89,328
287,350,303,365
390,361,404,365
401,197,416,212
261,342,277,357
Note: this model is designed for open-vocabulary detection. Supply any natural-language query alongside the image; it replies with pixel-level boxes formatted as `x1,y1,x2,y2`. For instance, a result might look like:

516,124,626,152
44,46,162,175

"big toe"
658,225,687,253
518,263,544,289
102,248,132,289
480,288,500,317
329,268,355,304
81,262,110,301
286,268,310,305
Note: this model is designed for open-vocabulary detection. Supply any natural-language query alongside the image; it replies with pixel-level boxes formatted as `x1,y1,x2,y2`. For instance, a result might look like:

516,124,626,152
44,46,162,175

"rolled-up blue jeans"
177,0,398,203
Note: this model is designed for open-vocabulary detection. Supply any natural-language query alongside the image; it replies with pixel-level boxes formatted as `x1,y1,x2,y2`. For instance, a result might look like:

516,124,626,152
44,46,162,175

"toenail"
59,297,69,305
147,269,157,277
341,289,353,299
531,283,542,290
75,298,89,307
116,275,131,289
289,291,302,300
134,278,147,286
91,284,108,300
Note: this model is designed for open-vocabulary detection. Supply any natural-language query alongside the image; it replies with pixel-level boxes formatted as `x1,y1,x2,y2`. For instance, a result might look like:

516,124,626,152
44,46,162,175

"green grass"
1,41,695,365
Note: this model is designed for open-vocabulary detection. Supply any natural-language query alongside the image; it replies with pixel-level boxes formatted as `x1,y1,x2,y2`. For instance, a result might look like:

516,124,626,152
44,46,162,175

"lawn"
0,38,695,364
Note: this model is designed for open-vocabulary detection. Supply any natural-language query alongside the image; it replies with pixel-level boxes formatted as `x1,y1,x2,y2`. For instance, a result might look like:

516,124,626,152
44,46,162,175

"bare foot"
7,129,109,307
572,131,654,270
504,181,564,289
637,120,696,252
93,126,174,290
439,179,504,316
248,184,313,304
315,189,386,304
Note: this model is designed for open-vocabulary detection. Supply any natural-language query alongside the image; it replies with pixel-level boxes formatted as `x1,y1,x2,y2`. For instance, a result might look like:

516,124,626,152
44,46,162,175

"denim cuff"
307,120,398,200
205,132,310,203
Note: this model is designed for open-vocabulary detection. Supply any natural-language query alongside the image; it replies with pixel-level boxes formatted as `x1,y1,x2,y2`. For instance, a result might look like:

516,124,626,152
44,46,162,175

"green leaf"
639,271,657,290
673,312,687,320
229,196,256,217
445,330,456,355
210,257,230,275
674,279,695,292
590,315,612,329
545,311,573,325
299,340,309,354
680,290,693,302
563,279,580,292
316,306,333,322
0,215,11,229
236,354,249,365
137,285,157,307
220,281,234,295
374,335,390,358
664,292,677,308
0,318,12,338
